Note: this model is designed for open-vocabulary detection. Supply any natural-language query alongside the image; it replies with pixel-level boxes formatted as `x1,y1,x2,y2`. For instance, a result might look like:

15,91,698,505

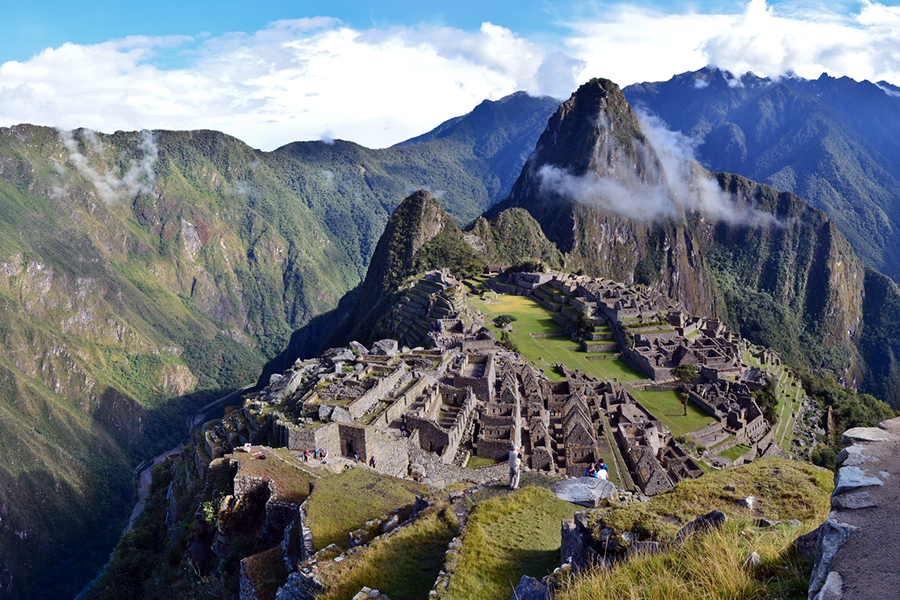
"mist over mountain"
624,67,900,282
494,77,900,406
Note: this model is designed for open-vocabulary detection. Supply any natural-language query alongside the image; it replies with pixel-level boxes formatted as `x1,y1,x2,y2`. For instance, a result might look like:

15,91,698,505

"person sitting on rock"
585,463,598,478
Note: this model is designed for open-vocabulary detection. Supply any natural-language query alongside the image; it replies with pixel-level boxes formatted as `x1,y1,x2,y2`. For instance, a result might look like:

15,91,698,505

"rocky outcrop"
807,416,900,599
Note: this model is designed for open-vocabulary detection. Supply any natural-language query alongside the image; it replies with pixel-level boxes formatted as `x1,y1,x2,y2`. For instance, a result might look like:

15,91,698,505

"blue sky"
1,0,898,149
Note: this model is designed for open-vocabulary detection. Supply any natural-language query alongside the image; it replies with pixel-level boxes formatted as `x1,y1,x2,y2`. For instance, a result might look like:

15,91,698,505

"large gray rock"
349,340,368,354
831,490,878,510
318,404,334,421
813,571,843,600
331,406,353,424
550,477,617,507
842,426,897,443
833,466,884,495
674,510,727,546
509,575,547,600
372,339,399,356
808,517,856,598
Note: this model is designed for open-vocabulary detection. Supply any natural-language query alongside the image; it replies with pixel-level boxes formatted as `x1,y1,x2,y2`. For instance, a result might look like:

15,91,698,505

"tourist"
597,459,609,474
598,468,609,481
370,455,377,469
585,463,598,478
353,451,359,463
508,446,522,490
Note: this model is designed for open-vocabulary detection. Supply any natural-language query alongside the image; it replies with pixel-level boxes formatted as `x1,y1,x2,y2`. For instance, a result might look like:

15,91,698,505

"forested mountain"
0,90,557,600
495,77,900,406
624,67,900,282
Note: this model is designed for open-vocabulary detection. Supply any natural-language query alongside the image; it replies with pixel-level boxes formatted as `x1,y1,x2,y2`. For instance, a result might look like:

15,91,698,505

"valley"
2,67,900,599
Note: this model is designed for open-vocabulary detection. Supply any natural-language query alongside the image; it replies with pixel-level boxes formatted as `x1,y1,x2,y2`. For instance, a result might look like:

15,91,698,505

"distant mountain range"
625,66,900,282
6,66,900,599
0,92,557,599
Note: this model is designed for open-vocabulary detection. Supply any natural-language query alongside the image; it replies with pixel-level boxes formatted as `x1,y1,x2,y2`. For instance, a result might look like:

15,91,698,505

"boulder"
808,517,856,598
381,514,400,534
833,466,884,495
743,551,761,569
550,477,617,507
349,341,368,354
674,510,727,546
330,407,353,424
372,339,399,356
738,496,755,510
509,575,548,600
831,491,878,510
318,405,335,421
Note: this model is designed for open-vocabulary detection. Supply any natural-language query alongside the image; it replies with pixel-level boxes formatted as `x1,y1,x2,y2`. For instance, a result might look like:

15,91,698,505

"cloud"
59,128,158,204
536,111,778,227
4,3,899,151
566,1,900,87
0,20,583,150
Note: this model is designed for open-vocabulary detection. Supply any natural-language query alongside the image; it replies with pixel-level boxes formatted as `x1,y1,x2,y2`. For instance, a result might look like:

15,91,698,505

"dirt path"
815,417,900,598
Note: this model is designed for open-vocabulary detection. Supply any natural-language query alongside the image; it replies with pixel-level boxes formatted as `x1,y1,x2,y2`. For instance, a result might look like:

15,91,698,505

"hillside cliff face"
497,78,886,396
624,68,900,282
0,93,556,600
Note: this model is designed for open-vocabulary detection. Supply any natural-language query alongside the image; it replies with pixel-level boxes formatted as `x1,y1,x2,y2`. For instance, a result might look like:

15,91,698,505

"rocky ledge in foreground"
808,416,900,599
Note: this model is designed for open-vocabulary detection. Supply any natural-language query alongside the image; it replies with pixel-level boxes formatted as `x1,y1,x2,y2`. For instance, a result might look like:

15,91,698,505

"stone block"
509,575,548,600
372,339,399,357
674,510,727,546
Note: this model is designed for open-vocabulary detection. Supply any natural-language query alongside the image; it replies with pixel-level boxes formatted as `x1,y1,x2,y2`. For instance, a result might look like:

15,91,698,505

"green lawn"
627,389,715,438
718,444,752,461
474,294,645,383
444,486,577,600
306,468,426,550
316,506,458,600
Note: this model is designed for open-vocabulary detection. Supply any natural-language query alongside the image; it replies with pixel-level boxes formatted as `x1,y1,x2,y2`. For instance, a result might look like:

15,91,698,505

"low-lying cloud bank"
538,112,778,227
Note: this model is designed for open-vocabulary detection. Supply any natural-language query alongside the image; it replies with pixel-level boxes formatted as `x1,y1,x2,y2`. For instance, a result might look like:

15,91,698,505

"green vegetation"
305,468,426,550
559,458,832,600
628,389,713,438
317,503,458,600
587,458,831,543
473,291,644,383
556,519,813,600
441,486,577,600
799,370,897,469
718,444,752,461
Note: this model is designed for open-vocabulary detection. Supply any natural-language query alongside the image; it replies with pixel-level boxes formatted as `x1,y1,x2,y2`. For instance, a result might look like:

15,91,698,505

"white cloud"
566,0,900,87
0,20,584,150
2,3,899,151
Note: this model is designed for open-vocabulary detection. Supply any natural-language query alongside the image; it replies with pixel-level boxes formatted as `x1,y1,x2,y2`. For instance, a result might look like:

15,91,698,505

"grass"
554,519,814,600
466,455,501,468
719,444,753,461
442,486,577,600
586,458,832,543
230,447,317,505
473,293,645,383
316,503,459,600
242,547,289,600
305,468,426,550
627,389,714,438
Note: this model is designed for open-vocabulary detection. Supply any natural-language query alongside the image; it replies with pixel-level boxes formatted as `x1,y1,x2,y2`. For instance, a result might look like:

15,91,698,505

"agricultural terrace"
442,486,577,600
472,290,644,383
305,468,427,550
743,346,804,449
627,388,716,439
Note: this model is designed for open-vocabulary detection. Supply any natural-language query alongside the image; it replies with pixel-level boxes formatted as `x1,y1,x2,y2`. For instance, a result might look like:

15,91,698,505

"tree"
672,363,699,386
672,364,699,416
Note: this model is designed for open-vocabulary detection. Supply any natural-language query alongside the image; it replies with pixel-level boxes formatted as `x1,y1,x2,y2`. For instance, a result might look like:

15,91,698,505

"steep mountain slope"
624,68,900,281
318,190,563,351
0,92,557,600
495,77,900,405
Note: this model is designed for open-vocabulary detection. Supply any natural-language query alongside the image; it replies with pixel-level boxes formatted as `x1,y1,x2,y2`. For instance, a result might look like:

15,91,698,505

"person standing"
508,446,523,490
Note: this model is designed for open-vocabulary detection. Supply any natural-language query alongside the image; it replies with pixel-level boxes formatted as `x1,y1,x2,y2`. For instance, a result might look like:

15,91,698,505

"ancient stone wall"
348,365,408,419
